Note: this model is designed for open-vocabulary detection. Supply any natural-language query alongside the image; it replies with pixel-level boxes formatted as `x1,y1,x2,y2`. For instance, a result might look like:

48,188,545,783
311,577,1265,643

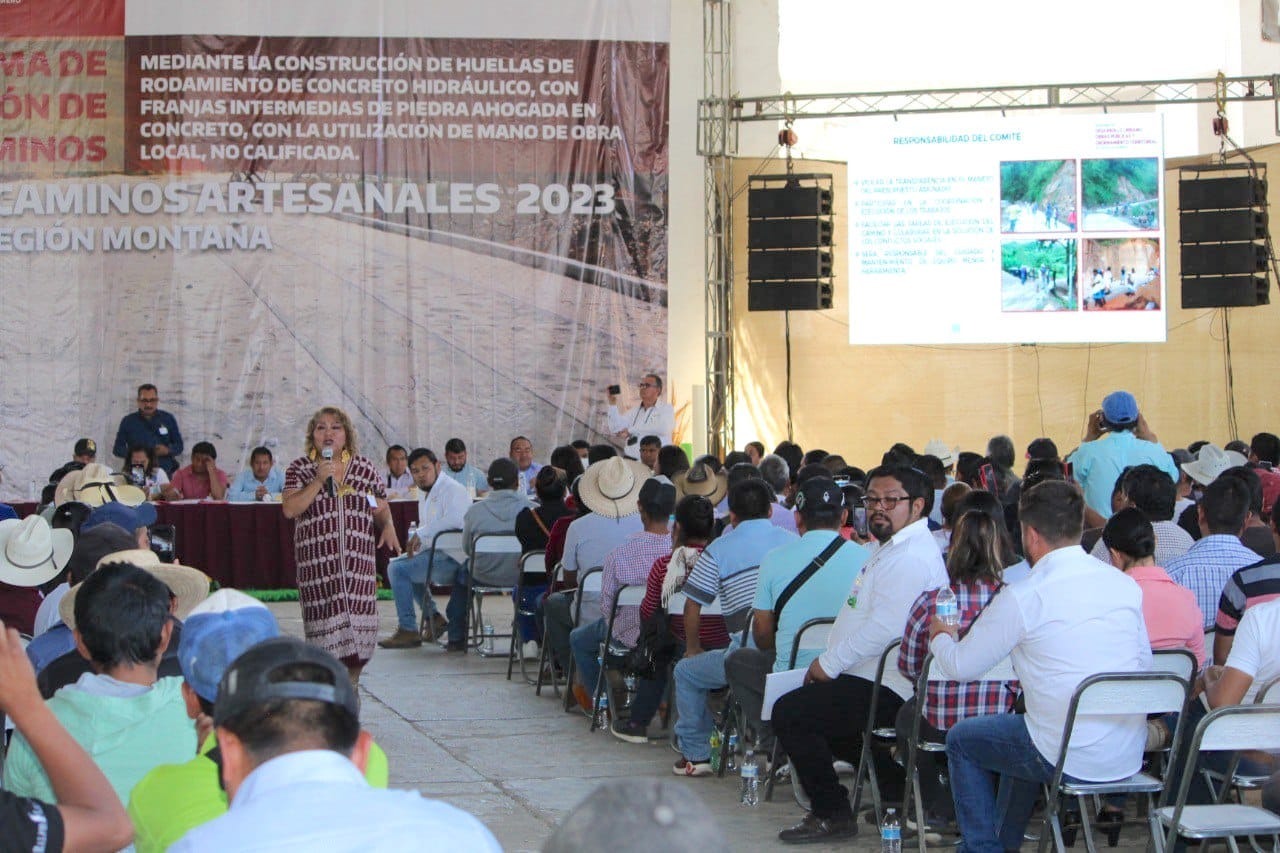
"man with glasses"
605,374,674,461
113,384,184,476
773,464,947,844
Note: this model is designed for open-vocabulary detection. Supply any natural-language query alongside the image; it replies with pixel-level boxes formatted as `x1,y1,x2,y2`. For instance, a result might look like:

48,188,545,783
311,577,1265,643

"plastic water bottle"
406,521,418,548
739,749,760,806
482,623,495,654
936,587,960,627
593,691,610,729
709,729,723,773
725,734,739,772
882,808,902,853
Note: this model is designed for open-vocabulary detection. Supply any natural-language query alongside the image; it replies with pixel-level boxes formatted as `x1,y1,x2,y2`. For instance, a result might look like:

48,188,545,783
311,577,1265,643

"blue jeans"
946,714,1076,853
388,550,466,644
673,638,741,762
570,618,608,695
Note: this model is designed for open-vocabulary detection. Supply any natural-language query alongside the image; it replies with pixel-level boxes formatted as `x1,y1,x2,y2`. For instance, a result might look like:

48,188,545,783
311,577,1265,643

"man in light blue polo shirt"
672,479,797,776
1067,390,1178,518
724,477,868,751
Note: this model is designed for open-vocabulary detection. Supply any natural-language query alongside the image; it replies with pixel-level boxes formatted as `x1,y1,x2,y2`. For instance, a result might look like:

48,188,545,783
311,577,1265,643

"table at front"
10,499,420,589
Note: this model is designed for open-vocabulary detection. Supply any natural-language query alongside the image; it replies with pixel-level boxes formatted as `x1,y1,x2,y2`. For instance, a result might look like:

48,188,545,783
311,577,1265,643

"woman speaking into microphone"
283,406,400,684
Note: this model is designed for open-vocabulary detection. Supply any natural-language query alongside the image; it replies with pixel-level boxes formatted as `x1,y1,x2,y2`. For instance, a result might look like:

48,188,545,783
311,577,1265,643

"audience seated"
38,548,208,698
226,445,285,502
127,590,390,852
1219,465,1277,558
1165,477,1256,630
896,509,1018,828
509,435,542,496
454,459,531,652
1088,463,1193,566
672,480,796,778
169,441,228,501
570,475,669,721
169,636,500,851
758,454,798,533
512,467,573,653
4,561,198,804
724,477,866,760
935,481,1151,853
379,448,473,649
772,464,944,843
0,616,134,851
382,444,412,498
0,515,72,637
441,437,489,496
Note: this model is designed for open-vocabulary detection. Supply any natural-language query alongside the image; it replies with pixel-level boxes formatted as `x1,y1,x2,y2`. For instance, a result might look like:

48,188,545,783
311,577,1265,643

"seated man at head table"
227,446,286,502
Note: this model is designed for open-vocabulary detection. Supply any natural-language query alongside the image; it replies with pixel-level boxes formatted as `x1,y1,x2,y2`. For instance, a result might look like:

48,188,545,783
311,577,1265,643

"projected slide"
845,114,1164,344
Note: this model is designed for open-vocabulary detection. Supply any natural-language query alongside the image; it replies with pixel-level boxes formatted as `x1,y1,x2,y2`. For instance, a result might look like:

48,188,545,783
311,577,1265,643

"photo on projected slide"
1081,158,1160,231
1082,239,1161,311
999,160,1078,233
1000,239,1078,312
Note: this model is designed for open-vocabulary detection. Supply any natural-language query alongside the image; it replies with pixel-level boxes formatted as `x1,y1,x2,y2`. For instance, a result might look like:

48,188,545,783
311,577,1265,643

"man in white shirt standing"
171,636,500,852
931,480,1151,853
774,465,947,844
605,373,674,460
378,448,471,649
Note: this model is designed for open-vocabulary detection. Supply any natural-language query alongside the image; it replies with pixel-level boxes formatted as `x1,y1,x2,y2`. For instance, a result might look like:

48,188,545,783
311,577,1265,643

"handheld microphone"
321,447,336,497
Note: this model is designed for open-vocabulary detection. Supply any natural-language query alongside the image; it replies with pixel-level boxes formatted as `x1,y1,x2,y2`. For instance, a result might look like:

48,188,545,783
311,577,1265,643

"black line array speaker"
746,174,835,311
1179,164,1271,308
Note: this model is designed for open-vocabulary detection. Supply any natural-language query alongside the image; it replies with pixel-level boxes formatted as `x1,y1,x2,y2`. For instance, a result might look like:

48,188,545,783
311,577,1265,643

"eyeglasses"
138,397,158,403
862,495,910,509
637,382,657,388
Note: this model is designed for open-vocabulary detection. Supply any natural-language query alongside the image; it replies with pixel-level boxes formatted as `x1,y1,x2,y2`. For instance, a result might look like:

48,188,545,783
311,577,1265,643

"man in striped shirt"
671,479,796,777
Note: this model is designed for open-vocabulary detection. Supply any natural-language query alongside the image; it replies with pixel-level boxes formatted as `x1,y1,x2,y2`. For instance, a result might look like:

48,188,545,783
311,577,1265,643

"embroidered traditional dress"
285,453,385,664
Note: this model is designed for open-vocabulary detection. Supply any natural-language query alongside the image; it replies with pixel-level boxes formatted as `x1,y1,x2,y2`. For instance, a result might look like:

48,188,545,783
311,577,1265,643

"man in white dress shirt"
932,480,1151,853
773,465,947,844
378,448,471,649
605,373,675,460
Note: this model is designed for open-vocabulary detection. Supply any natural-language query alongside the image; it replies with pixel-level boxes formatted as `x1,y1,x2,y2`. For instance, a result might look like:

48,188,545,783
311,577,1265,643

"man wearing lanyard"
605,373,675,460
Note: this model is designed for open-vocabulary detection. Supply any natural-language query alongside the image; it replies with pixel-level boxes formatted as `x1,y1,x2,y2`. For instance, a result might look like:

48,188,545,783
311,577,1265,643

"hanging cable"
780,115,797,441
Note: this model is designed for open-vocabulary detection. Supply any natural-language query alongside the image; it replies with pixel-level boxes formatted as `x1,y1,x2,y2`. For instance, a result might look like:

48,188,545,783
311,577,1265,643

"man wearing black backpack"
724,477,869,760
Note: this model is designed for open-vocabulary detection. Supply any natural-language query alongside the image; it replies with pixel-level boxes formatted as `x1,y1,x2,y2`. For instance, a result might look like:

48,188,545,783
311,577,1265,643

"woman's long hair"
946,509,1010,585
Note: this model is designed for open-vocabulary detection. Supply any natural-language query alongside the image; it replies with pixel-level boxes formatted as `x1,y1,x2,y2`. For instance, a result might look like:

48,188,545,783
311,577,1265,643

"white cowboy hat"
1181,444,1249,487
922,439,959,468
54,463,147,508
60,548,210,629
578,456,653,519
0,516,73,588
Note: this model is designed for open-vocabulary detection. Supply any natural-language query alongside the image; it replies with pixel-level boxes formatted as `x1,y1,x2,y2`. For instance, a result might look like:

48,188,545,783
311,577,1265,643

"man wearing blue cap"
127,589,390,852
1067,390,1179,518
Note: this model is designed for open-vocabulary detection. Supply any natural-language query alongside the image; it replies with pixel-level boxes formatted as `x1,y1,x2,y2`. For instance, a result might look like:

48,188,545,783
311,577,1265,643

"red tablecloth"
7,500,419,589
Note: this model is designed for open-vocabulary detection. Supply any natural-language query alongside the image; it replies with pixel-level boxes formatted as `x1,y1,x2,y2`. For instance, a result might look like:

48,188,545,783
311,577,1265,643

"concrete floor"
267,597,1154,852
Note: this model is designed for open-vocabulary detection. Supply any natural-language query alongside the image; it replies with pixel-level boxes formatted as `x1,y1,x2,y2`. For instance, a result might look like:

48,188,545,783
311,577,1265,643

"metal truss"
723,75,1280,125
702,0,735,457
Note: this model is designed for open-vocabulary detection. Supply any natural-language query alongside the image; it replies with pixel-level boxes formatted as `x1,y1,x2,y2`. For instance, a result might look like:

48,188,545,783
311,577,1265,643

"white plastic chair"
1156,705,1280,853
1037,672,1192,853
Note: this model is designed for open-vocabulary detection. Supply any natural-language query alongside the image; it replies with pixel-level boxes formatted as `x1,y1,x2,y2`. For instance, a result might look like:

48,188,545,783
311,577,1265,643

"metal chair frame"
1037,671,1192,853
535,561,565,697
465,533,523,656
589,583,648,732
561,567,603,712
418,528,464,639
506,550,549,683
761,616,835,803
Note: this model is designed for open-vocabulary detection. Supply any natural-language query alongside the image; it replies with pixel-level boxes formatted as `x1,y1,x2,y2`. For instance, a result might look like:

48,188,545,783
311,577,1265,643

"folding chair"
664,591,724,748
664,592,745,774
847,639,904,827
1156,705,1280,853
1197,675,1280,805
535,562,565,697
507,550,548,683
1037,671,1192,853
1151,648,1198,684
419,529,464,640
901,652,1018,853
562,567,603,712
762,616,836,803
465,533,522,656
589,583,648,732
